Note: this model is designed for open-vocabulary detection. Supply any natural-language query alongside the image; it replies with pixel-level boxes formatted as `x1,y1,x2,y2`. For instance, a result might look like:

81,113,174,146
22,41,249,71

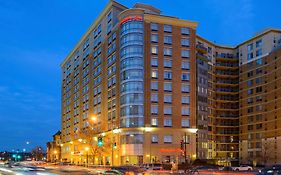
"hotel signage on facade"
120,16,143,25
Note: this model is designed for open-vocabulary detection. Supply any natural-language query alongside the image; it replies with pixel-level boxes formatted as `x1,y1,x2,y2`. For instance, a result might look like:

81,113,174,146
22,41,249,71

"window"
151,70,158,78
151,134,158,143
256,49,262,57
256,39,262,48
151,82,158,90
247,52,253,60
247,43,253,52
164,36,172,44
182,61,190,69
107,11,112,22
151,105,158,114
164,48,172,56
164,135,172,143
182,96,190,104
181,50,190,58
247,98,253,104
151,34,158,43
256,58,262,65
248,71,253,77
164,94,172,103
256,77,262,84
151,46,158,54
182,107,190,115
181,84,190,92
248,89,254,95
248,107,254,113
256,95,262,102
256,124,263,130
247,80,253,87
181,38,190,46
256,68,262,75
181,27,190,35
151,118,158,126
151,23,158,31
182,73,190,81
256,114,262,121
164,118,172,127
182,119,190,128
164,71,172,80
151,93,158,102
107,23,112,34
164,106,172,115
151,58,158,67
164,82,172,91
164,25,172,32
256,105,262,111
256,86,262,93
164,59,172,68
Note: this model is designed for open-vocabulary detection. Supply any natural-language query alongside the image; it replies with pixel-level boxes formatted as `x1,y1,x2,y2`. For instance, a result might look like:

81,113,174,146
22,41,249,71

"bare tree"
31,146,44,161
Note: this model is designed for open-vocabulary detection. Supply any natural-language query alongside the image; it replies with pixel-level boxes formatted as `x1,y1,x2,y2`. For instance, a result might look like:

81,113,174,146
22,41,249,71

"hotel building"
60,0,281,166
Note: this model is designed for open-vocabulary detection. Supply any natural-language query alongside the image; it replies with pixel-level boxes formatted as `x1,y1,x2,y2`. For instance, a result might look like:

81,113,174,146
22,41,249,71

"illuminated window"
151,46,158,54
151,70,158,78
151,118,158,126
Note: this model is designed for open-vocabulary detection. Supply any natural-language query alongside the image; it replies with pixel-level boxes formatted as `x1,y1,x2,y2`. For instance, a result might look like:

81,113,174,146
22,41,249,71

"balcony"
215,70,239,78
216,80,239,86
216,53,238,62
196,53,208,61
215,63,239,70
216,88,239,95
196,44,208,54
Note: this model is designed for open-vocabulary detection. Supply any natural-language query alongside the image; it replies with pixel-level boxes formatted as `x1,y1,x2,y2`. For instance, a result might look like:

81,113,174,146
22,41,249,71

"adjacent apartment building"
60,0,281,166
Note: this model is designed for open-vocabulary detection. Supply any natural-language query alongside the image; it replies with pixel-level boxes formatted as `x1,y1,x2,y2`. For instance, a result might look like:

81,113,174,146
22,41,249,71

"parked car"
232,165,253,171
220,166,234,172
258,168,275,175
142,163,163,170
104,169,124,175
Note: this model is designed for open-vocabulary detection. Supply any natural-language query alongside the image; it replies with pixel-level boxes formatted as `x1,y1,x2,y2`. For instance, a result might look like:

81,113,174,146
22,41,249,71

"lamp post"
53,150,58,163
85,147,89,167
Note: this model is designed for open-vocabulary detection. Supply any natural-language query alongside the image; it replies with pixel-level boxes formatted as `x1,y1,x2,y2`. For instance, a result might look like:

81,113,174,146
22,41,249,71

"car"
220,166,233,172
273,164,281,170
232,165,253,171
104,169,124,175
258,168,275,175
142,163,163,170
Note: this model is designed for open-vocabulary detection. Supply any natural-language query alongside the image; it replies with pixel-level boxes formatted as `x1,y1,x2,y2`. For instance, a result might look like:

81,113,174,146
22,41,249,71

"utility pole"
184,133,187,164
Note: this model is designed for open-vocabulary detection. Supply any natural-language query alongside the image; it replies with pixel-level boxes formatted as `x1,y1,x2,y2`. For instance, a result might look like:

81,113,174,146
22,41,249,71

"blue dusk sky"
0,0,280,151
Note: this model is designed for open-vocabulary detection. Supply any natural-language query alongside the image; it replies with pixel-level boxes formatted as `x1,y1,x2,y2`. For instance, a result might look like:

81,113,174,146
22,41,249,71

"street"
0,164,260,175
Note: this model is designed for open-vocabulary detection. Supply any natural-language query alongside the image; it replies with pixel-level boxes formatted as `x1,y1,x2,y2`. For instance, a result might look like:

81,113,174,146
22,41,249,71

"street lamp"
54,150,58,163
85,147,89,167
144,127,153,163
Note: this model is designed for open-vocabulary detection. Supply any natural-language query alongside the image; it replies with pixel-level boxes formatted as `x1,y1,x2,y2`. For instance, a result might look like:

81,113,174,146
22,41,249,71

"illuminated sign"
160,148,183,153
120,16,143,25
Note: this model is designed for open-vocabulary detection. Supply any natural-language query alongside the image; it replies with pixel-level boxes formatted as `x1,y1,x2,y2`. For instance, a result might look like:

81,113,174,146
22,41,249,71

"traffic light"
12,154,16,158
180,140,184,150
113,142,117,149
97,137,103,147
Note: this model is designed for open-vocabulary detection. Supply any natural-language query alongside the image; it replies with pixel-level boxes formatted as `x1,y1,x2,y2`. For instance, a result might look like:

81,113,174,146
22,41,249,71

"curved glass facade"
120,19,144,128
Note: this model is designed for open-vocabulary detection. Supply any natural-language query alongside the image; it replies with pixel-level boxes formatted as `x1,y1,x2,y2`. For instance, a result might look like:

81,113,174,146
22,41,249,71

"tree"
31,146,44,161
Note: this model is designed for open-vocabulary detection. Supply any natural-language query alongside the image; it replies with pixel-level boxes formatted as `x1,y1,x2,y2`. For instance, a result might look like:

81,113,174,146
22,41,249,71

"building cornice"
144,14,198,29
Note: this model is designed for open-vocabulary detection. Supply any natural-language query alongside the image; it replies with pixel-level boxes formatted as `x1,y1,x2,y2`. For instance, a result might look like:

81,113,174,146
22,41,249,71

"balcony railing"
196,44,208,53
215,63,239,67
196,53,208,61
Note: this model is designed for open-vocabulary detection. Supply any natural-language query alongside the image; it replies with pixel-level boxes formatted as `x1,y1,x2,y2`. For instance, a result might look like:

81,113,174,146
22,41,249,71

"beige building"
60,1,197,166
47,131,61,162
59,0,281,166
